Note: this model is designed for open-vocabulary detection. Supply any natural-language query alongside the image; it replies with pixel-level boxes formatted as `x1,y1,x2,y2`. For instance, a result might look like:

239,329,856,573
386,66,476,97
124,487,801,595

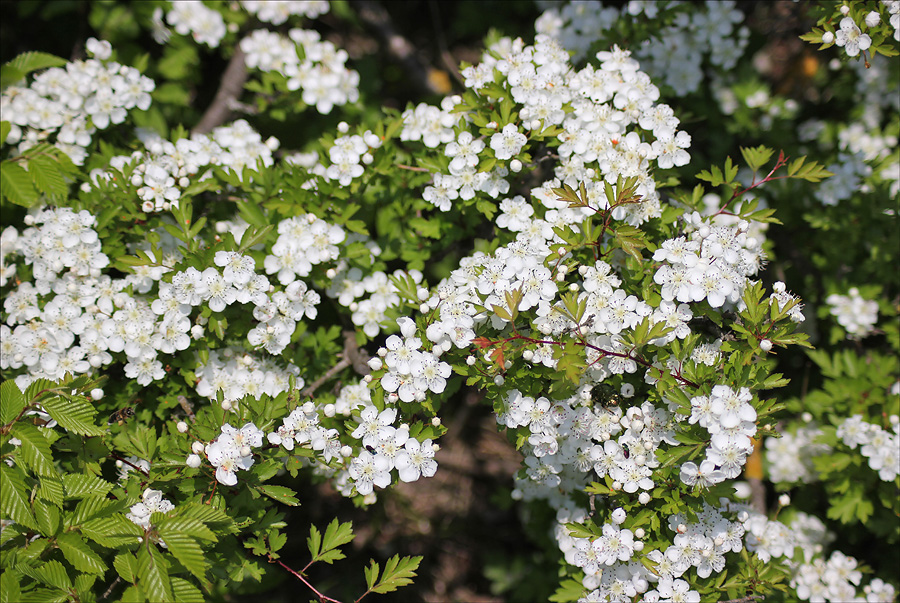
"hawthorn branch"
193,46,249,135
302,331,371,398
268,554,343,603
349,0,446,96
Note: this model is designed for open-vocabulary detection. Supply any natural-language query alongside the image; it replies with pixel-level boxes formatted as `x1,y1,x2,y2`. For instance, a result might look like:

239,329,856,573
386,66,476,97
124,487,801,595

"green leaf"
0,464,38,530
740,145,774,173
369,554,421,594
10,422,55,477
0,161,39,207
170,576,204,603
0,121,10,145
114,552,139,582
81,513,143,547
37,477,64,507
0,380,26,426
40,394,105,436
137,544,173,603
6,51,67,77
62,473,113,499
155,529,208,583
56,533,107,575
33,498,61,536
71,494,119,525
156,518,216,542
238,224,273,252
29,155,69,198
308,519,354,564
254,484,300,506
17,559,72,591
0,568,23,603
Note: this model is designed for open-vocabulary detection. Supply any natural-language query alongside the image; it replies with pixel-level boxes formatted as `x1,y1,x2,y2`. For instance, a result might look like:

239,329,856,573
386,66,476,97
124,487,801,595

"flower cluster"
264,214,345,285
126,488,174,530
826,287,879,337
241,0,329,24
320,127,383,185
194,348,303,406
764,424,831,484
347,405,438,494
85,119,277,212
240,28,360,114
536,1,749,96
326,266,422,338
166,1,227,48
205,423,264,486
684,385,757,485
268,402,342,464
653,217,765,309
1,38,154,165
373,318,452,403
837,415,900,481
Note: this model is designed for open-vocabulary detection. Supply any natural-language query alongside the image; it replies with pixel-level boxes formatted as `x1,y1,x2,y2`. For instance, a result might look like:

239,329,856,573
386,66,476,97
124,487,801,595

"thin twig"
349,0,446,96
302,331,370,398
177,395,196,422
193,46,249,135
101,577,121,601
268,555,343,603
719,596,764,603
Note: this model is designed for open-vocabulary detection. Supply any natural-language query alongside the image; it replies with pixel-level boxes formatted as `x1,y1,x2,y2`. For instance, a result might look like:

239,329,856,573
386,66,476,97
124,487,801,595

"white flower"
835,17,872,57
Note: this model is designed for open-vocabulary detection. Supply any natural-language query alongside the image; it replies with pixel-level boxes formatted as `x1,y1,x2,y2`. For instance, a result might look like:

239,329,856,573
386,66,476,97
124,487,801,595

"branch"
192,46,249,135
301,331,371,398
719,596,764,603
268,554,343,603
348,0,447,96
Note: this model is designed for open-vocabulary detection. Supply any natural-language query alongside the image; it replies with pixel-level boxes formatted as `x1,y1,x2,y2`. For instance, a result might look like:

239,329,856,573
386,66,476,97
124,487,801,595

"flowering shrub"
1,1,898,602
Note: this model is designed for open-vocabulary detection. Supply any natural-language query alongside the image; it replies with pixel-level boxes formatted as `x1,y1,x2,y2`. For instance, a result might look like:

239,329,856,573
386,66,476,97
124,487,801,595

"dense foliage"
0,1,897,602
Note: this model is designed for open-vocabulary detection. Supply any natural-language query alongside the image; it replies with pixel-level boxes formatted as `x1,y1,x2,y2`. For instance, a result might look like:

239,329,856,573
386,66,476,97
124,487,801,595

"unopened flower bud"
612,481,622,490
611,508,626,524
221,400,232,411
431,417,441,427
759,339,773,352
176,421,188,433
522,349,534,362
494,375,505,386
865,11,880,27
341,445,353,457
634,528,645,539
191,441,204,454
326,268,337,279
323,403,336,417
510,159,523,172
367,357,383,371
337,121,350,133
822,31,835,44
90,388,104,400
778,494,791,507
190,324,205,339
677,524,687,534
840,5,850,15
466,355,476,366
240,445,251,457
633,541,644,551
186,454,201,468
363,374,373,383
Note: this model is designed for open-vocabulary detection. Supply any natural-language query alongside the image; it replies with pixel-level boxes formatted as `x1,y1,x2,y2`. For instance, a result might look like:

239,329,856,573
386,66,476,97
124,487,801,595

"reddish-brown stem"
268,555,343,603
110,454,150,476
715,152,790,217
